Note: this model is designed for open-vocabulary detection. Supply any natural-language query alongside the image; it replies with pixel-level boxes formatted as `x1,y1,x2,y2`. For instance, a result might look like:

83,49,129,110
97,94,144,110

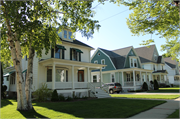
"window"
127,74,130,81
142,65,144,69
153,65,155,71
70,48,83,61
131,59,133,67
56,69,65,82
136,74,140,81
68,31,72,39
162,66,163,70
154,54,157,61
93,75,97,82
66,70,68,82
98,53,101,56
47,69,52,82
10,72,15,85
111,74,115,82
101,59,105,69
130,58,137,67
64,30,67,38
134,59,137,67
131,51,133,55
55,49,62,59
94,60,98,64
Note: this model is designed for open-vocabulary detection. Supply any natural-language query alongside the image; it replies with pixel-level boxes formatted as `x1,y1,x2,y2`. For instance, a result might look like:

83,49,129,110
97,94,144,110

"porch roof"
39,58,106,69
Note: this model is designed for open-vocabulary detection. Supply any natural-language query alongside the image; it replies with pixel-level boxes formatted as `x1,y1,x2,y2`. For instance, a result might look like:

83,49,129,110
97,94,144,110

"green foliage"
142,82,148,91
58,94,65,101
117,0,180,60
154,80,159,90
32,83,52,102
82,96,88,99
66,96,73,101
51,89,59,101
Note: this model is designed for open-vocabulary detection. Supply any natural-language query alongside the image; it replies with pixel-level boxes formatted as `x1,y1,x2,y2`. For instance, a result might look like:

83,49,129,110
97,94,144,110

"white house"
3,29,106,98
164,57,180,85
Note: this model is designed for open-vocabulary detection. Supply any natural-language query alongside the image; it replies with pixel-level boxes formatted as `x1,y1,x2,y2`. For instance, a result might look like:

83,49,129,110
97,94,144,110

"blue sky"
75,1,167,56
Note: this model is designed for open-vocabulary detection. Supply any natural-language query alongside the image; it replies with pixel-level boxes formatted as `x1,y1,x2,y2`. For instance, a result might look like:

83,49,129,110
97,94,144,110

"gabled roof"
164,57,177,68
112,46,133,57
61,39,94,49
134,45,155,63
99,47,132,69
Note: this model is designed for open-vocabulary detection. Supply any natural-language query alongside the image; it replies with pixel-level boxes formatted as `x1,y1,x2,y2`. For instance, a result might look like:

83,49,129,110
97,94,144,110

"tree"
1,0,100,110
116,0,180,60
1,62,7,99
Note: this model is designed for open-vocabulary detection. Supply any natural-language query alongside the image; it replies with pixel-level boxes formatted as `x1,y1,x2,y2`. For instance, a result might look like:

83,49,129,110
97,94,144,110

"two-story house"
134,45,169,85
164,57,180,85
3,29,105,98
91,46,153,92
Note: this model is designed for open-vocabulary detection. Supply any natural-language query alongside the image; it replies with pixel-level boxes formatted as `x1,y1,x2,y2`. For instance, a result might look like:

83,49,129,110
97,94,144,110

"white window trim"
94,60,98,64
101,59,105,69
130,57,138,68
92,75,98,82
110,73,116,83
63,30,72,40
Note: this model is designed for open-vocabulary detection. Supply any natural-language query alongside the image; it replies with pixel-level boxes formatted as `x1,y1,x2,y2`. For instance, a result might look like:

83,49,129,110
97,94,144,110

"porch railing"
101,82,109,94
124,81,134,86
55,82,72,89
135,81,141,85
88,83,96,95
74,82,88,89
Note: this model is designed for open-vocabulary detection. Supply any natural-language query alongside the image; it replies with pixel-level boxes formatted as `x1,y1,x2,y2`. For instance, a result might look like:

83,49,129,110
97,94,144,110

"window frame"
101,59,105,69
130,57,138,68
55,48,62,59
94,60,98,64
47,68,52,82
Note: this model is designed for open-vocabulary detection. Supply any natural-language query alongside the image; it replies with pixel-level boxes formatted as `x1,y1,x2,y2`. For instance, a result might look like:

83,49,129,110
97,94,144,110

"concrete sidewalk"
128,97,180,119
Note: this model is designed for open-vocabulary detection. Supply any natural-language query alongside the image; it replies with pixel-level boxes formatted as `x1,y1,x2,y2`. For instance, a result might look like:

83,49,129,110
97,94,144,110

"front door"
78,70,84,82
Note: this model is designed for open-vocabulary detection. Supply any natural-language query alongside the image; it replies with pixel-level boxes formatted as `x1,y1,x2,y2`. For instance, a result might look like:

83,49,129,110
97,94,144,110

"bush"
32,83,52,102
66,96,73,101
59,94,65,101
171,84,174,87
166,85,170,87
150,80,154,84
154,80,159,90
142,82,148,91
51,89,59,101
82,96,88,99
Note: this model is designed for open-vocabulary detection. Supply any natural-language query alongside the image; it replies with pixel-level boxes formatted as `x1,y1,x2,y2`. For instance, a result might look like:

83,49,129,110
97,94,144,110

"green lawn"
167,109,179,118
110,94,180,99
148,87,180,93
1,99,166,118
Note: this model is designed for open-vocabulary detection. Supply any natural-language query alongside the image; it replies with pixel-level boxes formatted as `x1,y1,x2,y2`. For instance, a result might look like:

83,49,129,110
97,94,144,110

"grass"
148,87,180,93
1,98,166,118
110,94,180,99
167,109,179,118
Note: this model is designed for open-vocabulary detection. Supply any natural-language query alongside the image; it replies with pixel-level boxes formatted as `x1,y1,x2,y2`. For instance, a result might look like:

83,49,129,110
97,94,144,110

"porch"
38,58,105,90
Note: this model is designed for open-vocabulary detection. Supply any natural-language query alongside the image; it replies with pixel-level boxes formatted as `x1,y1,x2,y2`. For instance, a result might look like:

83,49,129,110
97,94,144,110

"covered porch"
174,75,180,85
152,70,168,85
38,58,105,90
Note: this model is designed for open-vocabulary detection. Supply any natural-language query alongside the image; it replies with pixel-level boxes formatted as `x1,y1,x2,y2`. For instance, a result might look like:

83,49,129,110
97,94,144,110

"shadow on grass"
1,99,13,108
19,108,49,119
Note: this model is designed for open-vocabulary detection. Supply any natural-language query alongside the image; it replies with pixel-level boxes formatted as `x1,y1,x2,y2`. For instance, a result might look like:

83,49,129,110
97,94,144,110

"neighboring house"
91,46,153,91
164,57,180,85
134,45,169,85
3,29,105,98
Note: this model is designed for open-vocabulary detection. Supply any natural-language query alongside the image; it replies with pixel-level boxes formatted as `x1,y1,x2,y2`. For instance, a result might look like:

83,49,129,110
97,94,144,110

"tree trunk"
25,44,35,110
5,16,28,110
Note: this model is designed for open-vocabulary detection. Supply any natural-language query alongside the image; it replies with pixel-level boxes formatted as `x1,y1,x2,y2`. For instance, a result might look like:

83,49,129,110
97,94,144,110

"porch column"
145,72,147,83
52,63,55,90
122,71,124,86
72,66,74,89
140,71,142,84
160,74,161,83
133,70,136,87
87,67,90,82
100,67,102,87
151,73,153,81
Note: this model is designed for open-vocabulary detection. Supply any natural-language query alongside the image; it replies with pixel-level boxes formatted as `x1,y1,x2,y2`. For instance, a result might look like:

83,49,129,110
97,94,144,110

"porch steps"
95,88,111,98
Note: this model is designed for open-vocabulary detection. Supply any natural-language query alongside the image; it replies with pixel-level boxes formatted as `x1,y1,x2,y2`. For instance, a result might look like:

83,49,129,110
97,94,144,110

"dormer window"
130,57,138,68
64,30,67,38
68,31,72,39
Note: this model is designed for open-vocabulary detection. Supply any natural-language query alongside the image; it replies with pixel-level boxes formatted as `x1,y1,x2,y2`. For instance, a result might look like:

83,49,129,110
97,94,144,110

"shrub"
171,84,174,87
142,82,148,91
59,94,65,101
166,85,170,87
82,96,88,99
32,83,52,102
51,89,59,101
154,80,159,90
150,80,154,84
66,96,73,101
